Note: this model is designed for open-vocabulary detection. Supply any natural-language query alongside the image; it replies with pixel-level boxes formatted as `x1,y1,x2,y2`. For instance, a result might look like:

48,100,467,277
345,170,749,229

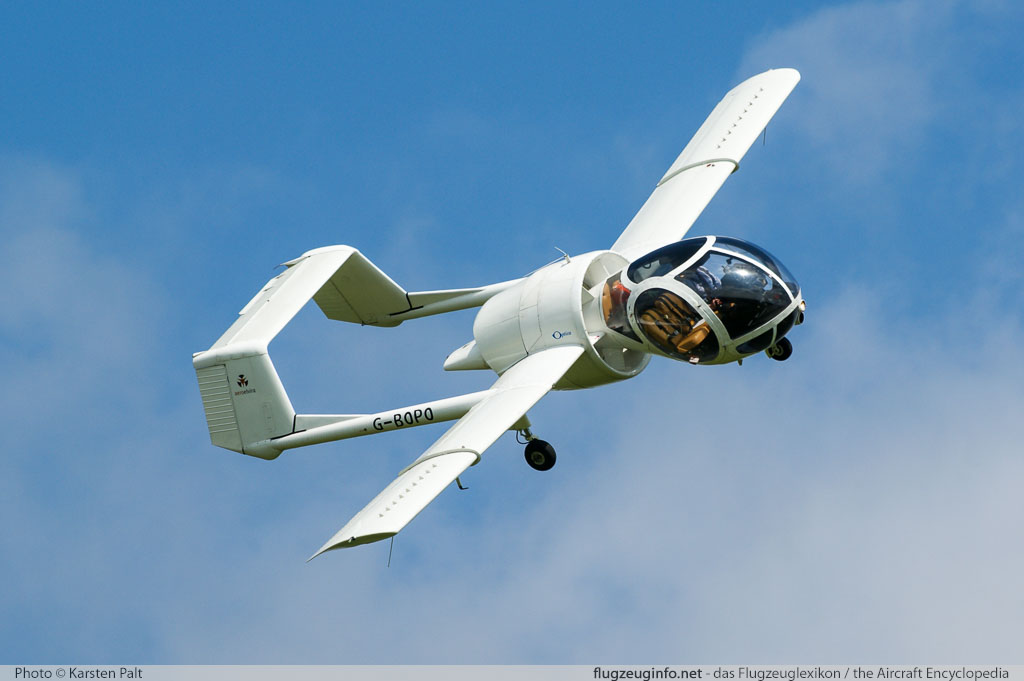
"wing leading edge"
309,344,585,559
612,68,800,260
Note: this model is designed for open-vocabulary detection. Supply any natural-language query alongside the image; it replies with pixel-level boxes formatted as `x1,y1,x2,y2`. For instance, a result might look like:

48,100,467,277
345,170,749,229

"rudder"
194,349,296,459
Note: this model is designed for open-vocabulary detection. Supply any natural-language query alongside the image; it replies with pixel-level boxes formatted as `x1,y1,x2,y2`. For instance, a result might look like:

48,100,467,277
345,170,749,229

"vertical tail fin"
194,349,296,458
192,246,364,458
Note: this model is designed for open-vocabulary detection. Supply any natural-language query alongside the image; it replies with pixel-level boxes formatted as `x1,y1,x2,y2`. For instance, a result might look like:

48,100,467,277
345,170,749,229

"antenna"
554,246,571,264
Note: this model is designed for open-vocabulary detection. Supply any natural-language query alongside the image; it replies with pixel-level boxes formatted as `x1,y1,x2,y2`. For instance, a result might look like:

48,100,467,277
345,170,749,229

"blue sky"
2,0,1023,663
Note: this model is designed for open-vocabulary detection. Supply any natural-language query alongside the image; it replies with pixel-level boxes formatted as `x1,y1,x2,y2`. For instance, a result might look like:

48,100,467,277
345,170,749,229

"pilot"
679,264,720,301
707,296,737,324
637,290,710,356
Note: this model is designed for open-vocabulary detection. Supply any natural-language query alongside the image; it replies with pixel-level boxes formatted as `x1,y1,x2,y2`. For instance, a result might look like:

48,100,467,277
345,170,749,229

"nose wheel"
518,428,557,471
525,439,557,471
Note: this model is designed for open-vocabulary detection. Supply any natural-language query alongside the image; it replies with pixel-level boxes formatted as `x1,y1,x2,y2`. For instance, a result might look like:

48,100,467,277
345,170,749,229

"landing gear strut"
766,337,793,361
518,427,557,471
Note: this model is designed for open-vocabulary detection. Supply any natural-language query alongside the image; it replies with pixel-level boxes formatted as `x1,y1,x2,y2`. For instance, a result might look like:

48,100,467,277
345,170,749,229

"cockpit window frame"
674,250,793,341
631,286,721,364
626,237,709,285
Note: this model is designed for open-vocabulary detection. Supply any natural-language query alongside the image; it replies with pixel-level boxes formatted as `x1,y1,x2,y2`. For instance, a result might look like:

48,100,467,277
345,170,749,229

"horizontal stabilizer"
306,247,408,327
304,246,521,326
210,246,359,350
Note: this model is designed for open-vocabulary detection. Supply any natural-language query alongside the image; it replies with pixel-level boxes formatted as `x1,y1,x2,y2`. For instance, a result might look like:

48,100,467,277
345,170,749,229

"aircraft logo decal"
233,374,256,396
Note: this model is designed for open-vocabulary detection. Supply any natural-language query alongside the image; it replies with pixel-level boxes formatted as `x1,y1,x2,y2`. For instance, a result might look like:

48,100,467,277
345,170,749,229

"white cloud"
736,0,979,185
0,160,165,427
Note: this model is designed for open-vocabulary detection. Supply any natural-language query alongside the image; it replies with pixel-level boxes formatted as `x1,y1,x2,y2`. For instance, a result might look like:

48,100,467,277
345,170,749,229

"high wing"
611,68,800,260
308,344,585,559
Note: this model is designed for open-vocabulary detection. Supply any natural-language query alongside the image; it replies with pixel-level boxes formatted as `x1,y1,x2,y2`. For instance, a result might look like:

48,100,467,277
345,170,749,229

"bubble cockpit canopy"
602,236,802,364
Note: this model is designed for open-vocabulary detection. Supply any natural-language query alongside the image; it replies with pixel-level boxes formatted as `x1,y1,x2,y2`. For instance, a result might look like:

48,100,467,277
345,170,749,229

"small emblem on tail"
236,374,248,387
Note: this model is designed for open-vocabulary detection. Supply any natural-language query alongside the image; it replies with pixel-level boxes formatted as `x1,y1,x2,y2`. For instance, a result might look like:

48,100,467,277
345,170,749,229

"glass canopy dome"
601,236,802,364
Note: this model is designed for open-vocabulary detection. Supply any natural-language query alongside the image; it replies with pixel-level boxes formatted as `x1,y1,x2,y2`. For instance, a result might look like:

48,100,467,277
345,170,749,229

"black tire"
524,439,557,471
767,337,793,361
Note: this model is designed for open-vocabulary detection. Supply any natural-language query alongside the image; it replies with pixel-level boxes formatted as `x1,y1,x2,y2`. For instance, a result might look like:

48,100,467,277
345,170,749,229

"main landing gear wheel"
524,439,557,471
766,337,793,361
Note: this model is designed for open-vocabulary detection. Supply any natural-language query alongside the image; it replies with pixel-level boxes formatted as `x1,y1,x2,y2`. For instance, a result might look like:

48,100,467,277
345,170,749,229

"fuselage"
457,236,804,389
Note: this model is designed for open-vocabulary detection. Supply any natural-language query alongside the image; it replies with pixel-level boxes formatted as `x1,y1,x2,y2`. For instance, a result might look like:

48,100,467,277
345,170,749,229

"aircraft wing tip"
307,532,397,562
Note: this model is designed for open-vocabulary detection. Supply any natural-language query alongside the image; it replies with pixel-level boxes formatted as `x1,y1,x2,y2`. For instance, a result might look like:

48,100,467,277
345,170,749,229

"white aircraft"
193,68,805,560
